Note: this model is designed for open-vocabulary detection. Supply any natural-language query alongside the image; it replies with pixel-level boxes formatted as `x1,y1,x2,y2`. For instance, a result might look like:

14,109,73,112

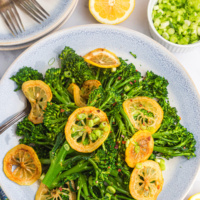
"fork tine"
8,6,22,33
21,1,44,21
11,1,25,31
5,10,18,34
31,0,49,16
25,0,47,19
0,12,15,36
17,3,41,23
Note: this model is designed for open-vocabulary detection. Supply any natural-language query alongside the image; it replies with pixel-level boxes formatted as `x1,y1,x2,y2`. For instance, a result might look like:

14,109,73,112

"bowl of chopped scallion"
148,0,200,52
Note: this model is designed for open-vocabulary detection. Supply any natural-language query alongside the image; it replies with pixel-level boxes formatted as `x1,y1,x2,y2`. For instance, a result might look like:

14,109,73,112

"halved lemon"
3,144,42,185
35,181,76,200
129,160,164,200
89,0,135,25
123,96,164,134
83,48,121,68
67,83,87,107
65,107,110,153
81,80,101,99
22,80,52,124
125,130,154,168
188,193,200,200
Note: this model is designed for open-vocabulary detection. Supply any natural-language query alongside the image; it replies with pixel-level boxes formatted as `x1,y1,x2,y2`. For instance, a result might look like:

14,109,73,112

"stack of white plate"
0,0,78,51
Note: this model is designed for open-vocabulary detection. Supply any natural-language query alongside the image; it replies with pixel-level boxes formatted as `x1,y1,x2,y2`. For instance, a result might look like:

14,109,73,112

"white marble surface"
0,0,200,199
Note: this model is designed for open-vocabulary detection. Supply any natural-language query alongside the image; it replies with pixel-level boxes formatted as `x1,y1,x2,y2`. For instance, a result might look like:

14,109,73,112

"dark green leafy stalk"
10,67,43,91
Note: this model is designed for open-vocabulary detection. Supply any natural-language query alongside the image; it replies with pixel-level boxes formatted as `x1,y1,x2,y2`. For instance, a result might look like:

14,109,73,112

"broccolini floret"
16,117,54,159
43,102,76,135
59,46,95,86
10,66,43,91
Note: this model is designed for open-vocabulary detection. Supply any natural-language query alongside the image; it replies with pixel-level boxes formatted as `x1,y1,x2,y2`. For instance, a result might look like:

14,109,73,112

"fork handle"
0,111,27,135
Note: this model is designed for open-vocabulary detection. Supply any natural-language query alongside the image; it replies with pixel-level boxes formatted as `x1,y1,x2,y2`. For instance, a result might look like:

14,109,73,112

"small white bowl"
147,0,200,53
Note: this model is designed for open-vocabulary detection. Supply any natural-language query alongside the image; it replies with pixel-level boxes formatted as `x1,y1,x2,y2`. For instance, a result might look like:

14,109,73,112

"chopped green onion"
130,52,137,59
152,0,200,44
135,163,143,169
48,57,55,66
77,113,86,120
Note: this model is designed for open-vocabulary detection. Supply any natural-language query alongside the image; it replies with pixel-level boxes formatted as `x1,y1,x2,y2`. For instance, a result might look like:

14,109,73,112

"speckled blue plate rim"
0,24,199,200
0,0,76,46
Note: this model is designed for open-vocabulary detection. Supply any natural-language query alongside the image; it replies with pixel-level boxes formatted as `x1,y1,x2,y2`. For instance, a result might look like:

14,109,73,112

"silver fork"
14,0,50,24
0,0,24,36
0,100,31,135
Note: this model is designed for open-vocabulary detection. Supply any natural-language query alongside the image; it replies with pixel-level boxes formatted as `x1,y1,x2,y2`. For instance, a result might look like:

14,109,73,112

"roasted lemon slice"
65,107,110,153
35,181,76,200
89,0,135,25
129,160,164,200
81,80,101,99
67,83,87,107
125,130,154,168
3,144,42,185
22,80,52,124
123,96,163,134
83,48,121,68
188,193,200,200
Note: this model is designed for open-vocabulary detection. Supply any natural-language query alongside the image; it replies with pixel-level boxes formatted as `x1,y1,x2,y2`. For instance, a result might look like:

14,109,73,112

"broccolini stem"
49,161,92,189
79,174,89,197
114,77,137,90
42,141,74,188
127,85,143,97
106,77,116,89
77,185,82,200
115,113,127,137
120,108,135,134
89,185,98,198
50,87,69,104
99,95,113,110
114,195,134,200
105,179,131,197
40,159,51,165
153,146,192,157
109,116,116,139
95,68,100,80
63,155,91,167
152,130,180,139
88,158,101,181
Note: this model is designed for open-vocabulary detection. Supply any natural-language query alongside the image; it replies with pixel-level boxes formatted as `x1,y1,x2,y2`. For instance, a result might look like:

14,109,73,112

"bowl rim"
147,0,200,48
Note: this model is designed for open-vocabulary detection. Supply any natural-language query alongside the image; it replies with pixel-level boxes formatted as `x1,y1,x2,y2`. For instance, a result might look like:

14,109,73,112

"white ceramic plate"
0,0,77,46
0,25,200,200
0,0,78,51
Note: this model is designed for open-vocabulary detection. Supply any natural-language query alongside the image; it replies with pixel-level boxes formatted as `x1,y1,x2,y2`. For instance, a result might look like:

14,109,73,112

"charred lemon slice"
67,83,87,107
83,48,121,68
129,160,164,200
125,130,154,168
81,80,101,99
3,144,42,185
123,96,163,134
35,181,76,200
22,80,52,124
65,107,110,153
